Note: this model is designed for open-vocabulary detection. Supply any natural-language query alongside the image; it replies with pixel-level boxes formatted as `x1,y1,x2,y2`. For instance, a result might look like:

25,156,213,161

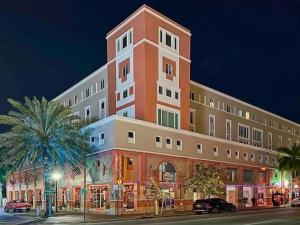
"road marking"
240,220,284,225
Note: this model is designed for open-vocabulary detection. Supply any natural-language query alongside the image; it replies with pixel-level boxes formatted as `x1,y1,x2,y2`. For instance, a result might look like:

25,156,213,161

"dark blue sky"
1,0,300,128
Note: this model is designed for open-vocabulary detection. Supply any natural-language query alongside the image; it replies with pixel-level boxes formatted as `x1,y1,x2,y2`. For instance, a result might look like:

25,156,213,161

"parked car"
4,200,31,212
193,198,236,214
291,198,300,207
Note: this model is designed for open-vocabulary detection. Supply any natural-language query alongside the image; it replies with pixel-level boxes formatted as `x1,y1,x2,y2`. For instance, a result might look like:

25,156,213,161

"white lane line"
240,220,284,225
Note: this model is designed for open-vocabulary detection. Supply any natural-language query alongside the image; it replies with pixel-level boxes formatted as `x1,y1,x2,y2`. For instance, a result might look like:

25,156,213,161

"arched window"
158,162,176,182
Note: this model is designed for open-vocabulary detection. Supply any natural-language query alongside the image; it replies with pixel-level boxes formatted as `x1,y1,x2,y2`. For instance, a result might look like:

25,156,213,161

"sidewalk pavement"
39,206,279,224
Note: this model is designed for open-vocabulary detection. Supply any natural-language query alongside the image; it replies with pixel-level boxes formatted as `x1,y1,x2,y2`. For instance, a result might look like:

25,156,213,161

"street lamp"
52,172,62,213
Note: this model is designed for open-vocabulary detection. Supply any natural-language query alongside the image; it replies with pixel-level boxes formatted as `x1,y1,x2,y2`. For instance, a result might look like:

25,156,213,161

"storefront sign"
162,172,176,182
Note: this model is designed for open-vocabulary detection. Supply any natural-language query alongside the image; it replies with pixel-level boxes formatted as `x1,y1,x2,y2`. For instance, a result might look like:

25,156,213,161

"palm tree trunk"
44,159,52,218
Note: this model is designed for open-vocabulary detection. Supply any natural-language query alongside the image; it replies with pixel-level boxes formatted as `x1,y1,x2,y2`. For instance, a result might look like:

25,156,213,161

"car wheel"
229,207,236,213
211,208,219,214
292,204,295,208
4,207,9,212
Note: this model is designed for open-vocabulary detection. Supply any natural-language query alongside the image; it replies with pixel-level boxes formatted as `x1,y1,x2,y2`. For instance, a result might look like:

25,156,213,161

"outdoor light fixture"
52,171,62,213
52,172,62,181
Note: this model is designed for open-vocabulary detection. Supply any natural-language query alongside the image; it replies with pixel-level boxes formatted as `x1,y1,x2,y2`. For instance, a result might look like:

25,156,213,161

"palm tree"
0,97,90,217
278,144,300,199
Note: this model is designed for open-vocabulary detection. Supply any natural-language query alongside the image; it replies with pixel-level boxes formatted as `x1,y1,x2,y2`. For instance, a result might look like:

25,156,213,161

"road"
83,208,300,225
1,207,300,225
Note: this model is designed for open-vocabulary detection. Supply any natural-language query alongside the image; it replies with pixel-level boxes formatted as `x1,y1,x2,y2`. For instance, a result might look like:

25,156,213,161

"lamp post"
52,172,61,213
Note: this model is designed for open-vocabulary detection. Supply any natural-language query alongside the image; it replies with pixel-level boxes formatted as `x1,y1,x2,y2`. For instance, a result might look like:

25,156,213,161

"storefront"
89,185,109,211
242,186,254,206
226,185,238,206
73,187,81,209
123,184,136,211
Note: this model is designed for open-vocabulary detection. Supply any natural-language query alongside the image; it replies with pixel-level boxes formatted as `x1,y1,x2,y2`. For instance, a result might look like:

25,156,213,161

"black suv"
193,198,236,214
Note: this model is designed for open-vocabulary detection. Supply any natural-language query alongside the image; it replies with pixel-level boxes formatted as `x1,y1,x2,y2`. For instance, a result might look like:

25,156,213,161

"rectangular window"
278,135,283,147
74,96,78,104
165,64,173,75
209,99,214,107
122,64,129,77
157,108,179,129
84,106,91,124
159,86,163,94
209,114,215,137
155,136,162,148
175,92,179,100
268,133,272,150
235,151,240,159
99,99,106,120
197,144,203,154
238,124,249,144
250,153,255,162
90,136,95,144
123,90,128,99
176,140,182,151
166,138,172,149
174,37,177,50
122,35,127,49
226,104,231,113
259,155,263,163
86,89,90,98
244,170,254,183
190,92,195,101
99,133,104,145
190,110,195,125
129,30,132,44
227,168,238,182
213,146,218,157
166,89,172,97
227,149,232,158
226,120,232,141
100,80,105,89
128,131,135,144
166,33,172,47
123,111,128,117
252,128,263,147
160,30,163,43
265,156,269,164
288,138,292,149
243,152,248,161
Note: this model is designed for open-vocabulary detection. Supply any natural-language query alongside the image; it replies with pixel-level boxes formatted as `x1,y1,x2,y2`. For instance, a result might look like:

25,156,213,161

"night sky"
1,0,300,131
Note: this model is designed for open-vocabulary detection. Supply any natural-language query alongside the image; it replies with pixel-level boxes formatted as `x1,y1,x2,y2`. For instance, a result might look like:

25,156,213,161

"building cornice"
106,4,191,39
190,80,300,128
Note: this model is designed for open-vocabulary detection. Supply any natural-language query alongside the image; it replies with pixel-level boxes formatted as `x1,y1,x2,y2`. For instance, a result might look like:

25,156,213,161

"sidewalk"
39,206,279,224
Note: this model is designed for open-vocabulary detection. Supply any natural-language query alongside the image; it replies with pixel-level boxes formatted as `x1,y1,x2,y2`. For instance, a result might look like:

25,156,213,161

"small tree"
184,165,225,199
145,176,161,215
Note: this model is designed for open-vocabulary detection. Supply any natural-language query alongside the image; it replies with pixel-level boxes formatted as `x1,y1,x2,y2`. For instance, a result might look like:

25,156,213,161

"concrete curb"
18,218,46,225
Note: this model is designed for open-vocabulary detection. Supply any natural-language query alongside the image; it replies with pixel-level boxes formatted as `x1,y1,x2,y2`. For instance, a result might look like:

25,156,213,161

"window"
209,114,215,137
227,168,238,182
159,162,176,182
252,128,263,147
250,153,255,162
235,151,240,159
123,111,128,117
238,124,249,144
123,90,128,98
272,157,276,165
175,92,179,100
122,64,129,77
68,99,72,107
165,64,173,75
160,30,163,43
166,138,172,149
268,133,272,150
176,140,182,151
227,149,232,158
259,155,263,163
159,86,163,94
85,106,91,123
190,110,195,125
174,37,177,50
278,135,283,147
244,170,254,183
100,80,105,89
74,96,78,104
226,104,231,113
213,146,218,157
197,144,203,154
86,89,90,98
99,133,104,145
127,157,134,170
243,152,248,161
90,136,95,144
237,109,243,117
166,33,172,47
226,120,232,141
157,108,179,129
122,35,127,48
128,131,135,144
265,156,269,164
155,136,162,148
209,99,214,107
288,138,292,149
190,92,195,101
99,99,106,120
166,89,172,97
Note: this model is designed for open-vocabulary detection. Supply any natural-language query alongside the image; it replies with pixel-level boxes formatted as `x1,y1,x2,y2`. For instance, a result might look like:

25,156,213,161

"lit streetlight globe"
52,172,62,181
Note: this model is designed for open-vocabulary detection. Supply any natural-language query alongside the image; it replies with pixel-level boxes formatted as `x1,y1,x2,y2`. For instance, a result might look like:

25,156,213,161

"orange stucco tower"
106,5,191,130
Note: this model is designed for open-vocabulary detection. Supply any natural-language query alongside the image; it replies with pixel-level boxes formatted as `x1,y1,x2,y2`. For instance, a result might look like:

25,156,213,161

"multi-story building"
6,5,298,214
